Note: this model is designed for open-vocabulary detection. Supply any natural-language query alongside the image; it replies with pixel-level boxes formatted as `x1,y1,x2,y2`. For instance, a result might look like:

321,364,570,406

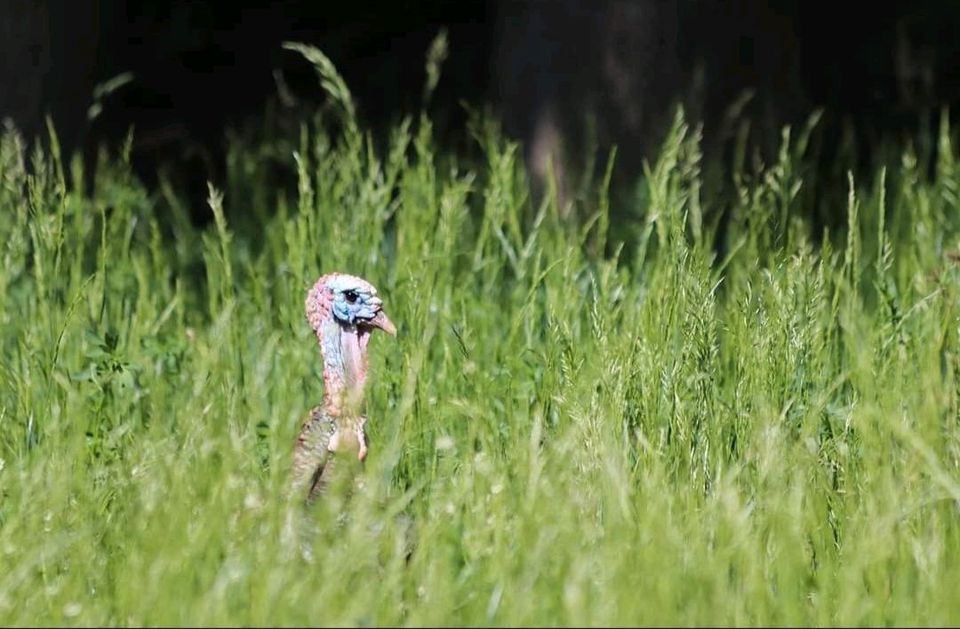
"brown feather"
290,406,337,502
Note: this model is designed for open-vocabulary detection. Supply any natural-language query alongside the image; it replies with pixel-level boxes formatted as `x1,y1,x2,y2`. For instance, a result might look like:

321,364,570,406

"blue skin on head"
326,276,382,328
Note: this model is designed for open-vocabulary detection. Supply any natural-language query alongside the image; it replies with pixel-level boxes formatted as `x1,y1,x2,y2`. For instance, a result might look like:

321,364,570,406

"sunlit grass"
2,44,960,626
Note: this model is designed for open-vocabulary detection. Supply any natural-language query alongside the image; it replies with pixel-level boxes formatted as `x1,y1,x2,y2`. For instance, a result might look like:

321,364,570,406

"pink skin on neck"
318,318,371,416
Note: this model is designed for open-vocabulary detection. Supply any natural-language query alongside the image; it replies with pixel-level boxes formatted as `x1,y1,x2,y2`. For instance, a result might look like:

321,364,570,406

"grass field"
3,45,960,626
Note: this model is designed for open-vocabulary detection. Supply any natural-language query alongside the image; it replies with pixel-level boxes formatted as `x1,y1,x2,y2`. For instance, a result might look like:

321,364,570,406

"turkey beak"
369,310,397,336
364,296,396,336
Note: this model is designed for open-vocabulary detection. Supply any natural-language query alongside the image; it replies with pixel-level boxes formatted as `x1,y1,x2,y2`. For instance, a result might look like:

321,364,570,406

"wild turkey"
290,272,396,502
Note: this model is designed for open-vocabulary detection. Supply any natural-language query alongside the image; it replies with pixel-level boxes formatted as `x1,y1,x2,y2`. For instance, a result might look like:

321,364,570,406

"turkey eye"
343,290,359,304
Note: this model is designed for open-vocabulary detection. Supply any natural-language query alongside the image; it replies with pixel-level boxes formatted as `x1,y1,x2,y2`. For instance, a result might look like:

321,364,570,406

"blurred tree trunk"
492,0,807,212
493,0,684,212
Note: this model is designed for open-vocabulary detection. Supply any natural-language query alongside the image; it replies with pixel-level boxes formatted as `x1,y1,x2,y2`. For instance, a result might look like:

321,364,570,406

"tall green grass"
2,44,960,625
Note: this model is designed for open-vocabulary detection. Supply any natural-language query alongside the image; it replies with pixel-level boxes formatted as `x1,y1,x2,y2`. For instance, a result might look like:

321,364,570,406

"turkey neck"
319,317,372,417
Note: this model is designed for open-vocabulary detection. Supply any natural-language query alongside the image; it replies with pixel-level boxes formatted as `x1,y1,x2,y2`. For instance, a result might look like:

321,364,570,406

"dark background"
4,0,960,222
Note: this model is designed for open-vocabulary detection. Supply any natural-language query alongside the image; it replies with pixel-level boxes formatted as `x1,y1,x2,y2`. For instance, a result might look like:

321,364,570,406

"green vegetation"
3,44,960,626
